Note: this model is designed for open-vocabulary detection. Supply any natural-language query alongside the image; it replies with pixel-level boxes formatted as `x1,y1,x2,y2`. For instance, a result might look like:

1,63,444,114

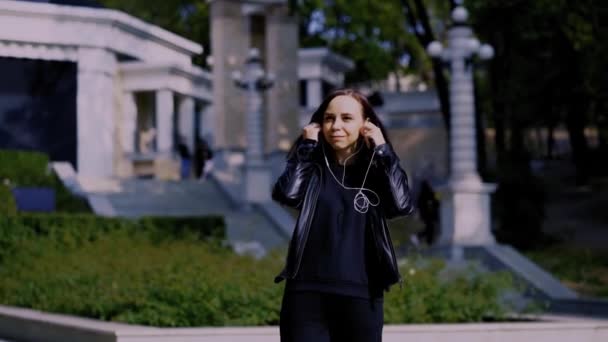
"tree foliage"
298,0,421,83
99,0,607,248
99,0,210,67
468,0,608,182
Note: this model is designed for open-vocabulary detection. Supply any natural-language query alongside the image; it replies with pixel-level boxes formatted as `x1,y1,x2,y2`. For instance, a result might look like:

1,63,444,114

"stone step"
92,178,288,254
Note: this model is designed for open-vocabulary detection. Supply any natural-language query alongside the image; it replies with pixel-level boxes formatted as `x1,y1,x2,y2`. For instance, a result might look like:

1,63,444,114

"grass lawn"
524,245,608,299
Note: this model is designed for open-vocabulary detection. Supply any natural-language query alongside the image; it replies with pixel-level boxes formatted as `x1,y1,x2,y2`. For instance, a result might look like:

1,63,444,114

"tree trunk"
474,72,487,177
489,50,506,166
400,0,451,129
546,121,556,159
510,120,527,163
565,97,590,185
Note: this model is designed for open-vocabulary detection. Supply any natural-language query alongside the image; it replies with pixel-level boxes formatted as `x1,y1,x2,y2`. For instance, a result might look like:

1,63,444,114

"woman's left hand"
360,119,386,148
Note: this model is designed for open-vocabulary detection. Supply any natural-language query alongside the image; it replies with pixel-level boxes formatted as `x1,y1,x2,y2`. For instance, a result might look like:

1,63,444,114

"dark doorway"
0,57,77,168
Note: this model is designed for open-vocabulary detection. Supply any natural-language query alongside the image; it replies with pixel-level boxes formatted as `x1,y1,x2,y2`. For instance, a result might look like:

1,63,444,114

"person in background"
416,180,440,245
194,136,214,180
176,137,191,179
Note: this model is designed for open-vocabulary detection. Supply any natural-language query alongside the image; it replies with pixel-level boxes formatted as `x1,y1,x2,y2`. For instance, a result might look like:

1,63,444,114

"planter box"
10,187,55,212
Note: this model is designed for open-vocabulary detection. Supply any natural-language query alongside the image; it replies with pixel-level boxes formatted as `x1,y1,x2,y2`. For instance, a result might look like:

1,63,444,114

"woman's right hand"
302,123,321,141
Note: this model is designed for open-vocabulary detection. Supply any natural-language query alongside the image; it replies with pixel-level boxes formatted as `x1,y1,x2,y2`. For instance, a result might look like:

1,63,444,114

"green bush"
0,149,51,186
0,149,90,213
0,213,521,326
0,214,225,263
385,258,516,323
0,184,16,215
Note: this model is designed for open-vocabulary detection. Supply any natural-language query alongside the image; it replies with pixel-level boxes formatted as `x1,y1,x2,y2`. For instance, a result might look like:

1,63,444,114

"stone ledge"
2,305,608,342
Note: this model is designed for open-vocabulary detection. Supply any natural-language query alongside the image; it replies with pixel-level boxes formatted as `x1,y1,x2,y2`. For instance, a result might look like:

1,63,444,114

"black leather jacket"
272,139,414,291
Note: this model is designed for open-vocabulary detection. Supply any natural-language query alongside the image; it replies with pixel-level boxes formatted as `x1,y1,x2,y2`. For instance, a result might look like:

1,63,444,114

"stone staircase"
105,179,230,217
84,178,289,257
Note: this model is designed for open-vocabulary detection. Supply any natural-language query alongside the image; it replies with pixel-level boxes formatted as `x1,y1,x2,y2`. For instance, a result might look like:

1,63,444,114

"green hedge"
0,185,16,215
0,214,225,263
0,149,51,186
0,214,524,326
384,258,518,323
0,149,90,213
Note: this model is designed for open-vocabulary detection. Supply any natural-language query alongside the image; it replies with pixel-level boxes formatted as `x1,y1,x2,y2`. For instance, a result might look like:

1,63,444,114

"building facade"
0,0,447,187
0,0,212,180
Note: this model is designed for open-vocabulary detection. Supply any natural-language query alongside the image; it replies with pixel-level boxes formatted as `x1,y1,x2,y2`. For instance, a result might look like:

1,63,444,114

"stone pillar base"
115,158,134,178
245,164,271,203
437,179,497,246
154,158,179,181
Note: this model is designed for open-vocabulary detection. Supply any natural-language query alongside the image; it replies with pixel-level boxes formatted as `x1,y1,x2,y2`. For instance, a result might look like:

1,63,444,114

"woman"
272,89,414,342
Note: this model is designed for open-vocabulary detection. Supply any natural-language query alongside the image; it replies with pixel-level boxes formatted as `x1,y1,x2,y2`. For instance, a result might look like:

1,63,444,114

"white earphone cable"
322,141,380,214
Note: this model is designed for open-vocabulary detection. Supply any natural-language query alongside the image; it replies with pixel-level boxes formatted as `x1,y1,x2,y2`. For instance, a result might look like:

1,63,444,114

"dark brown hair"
286,88,393,163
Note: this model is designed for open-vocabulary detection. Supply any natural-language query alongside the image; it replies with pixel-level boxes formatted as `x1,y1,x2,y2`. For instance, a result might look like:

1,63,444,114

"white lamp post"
233,48,274,204
427,6,497,246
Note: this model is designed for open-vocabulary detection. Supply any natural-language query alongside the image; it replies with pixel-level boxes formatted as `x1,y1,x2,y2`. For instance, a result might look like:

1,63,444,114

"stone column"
116,91,137,177
436,25,496,246
265,3,299,153
448,27,481,185
234,48,274,204
210,0,249,150
77,47,116,177
154,89,178,179
306,78,323,109
155,89,174,156
198,101,213,141
177,96,195,152
122,92,137,155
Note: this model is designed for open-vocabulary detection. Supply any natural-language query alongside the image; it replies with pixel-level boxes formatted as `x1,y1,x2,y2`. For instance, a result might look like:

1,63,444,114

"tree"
297,0,419,84
398,0,451,129
469,0,607,185
99,0,210,67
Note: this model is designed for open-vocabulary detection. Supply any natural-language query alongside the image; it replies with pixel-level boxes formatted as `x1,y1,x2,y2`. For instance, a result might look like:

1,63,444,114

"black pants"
279,291,383,342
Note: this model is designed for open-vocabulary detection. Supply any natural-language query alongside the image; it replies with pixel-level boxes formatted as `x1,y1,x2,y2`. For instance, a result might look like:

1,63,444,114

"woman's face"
322,95,366,151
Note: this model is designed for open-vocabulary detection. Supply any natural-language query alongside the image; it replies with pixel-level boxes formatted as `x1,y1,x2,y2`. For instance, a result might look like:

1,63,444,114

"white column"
199,102,214,143
265,5,299,153
437,26,496,246
156,89,174,156
245,84,264,164
177,96,195,152
77,47,116,177
122,92,137,154
448,27,480,184
306,78,323,109
437,182,496,245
